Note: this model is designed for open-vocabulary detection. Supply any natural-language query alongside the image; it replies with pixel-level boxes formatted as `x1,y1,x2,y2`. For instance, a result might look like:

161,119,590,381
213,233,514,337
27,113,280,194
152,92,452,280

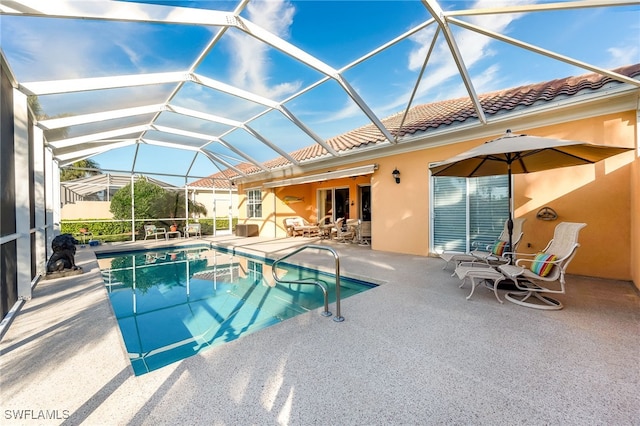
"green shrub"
61,218,238,242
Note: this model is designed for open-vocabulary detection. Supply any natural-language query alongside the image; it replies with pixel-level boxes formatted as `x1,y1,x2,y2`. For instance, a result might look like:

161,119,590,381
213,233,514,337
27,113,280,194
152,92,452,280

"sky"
2,0,639,186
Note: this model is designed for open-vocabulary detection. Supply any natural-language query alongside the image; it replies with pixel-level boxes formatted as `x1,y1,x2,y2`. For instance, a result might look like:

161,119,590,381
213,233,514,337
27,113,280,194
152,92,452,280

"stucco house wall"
237,111,637,285
61,201,113,220
631,117,640,289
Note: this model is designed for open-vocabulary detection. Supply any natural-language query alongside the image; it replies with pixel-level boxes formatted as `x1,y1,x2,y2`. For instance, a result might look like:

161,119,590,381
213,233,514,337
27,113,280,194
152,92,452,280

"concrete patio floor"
1,235,639,425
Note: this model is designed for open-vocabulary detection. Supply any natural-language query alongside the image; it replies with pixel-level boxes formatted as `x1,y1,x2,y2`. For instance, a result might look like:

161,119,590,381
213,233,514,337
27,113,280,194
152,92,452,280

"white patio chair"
334,218,355,243
283,217,320,237
454,261,507,303
144,224,167,240
472,218,526,264
184,223,202,238
440,218,526,271
498,222,587,310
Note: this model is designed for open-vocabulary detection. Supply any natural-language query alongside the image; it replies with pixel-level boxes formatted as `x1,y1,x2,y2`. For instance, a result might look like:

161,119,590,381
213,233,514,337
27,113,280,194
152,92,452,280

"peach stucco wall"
61,201,113,220
239,174,373,238
239,111,638,285
631,125,640,291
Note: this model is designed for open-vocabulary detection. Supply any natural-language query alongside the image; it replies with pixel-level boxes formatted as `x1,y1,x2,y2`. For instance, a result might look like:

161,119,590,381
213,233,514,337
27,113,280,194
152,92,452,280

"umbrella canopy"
429,130,633,256
430,130,633,177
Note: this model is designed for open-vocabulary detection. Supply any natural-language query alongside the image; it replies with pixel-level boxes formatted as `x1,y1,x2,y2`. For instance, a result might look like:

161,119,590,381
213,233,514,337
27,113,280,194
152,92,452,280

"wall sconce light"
392,168,401,184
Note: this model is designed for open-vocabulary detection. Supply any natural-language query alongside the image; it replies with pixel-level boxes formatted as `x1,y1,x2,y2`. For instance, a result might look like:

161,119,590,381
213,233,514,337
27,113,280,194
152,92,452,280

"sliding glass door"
431,175,509,253
359,185,371,221
318,187,349,225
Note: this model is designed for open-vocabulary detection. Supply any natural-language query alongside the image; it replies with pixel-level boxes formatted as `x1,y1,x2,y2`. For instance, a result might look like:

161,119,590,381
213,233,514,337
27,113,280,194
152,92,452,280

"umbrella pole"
507,165,514,262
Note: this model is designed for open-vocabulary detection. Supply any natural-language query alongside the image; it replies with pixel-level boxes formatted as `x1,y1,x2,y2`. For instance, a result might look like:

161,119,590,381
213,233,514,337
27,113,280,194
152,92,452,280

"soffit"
263,164,378,188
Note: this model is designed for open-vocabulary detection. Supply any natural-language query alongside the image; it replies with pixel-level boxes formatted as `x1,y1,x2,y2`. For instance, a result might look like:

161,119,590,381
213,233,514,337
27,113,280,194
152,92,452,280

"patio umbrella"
429,129,633,256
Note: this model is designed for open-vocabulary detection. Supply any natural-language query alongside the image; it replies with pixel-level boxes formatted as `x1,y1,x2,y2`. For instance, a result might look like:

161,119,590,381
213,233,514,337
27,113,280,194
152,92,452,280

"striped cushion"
530,253,557,277
491,241,507,256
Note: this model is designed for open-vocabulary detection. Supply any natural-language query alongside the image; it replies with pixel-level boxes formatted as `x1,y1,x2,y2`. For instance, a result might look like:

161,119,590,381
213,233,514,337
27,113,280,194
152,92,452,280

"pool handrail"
271,244,344,322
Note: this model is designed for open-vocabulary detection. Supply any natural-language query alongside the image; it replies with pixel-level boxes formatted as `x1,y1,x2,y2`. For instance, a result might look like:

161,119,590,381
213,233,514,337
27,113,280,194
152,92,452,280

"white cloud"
407,27,438,71
227,0,302,99
317,100,362,124
468,63,504,94
606,44,640,68
379,0,537,115
4,18,162,82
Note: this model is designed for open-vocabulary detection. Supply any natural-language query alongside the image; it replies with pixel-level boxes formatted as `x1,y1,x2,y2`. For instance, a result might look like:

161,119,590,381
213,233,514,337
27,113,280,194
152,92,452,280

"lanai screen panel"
1,0,638,182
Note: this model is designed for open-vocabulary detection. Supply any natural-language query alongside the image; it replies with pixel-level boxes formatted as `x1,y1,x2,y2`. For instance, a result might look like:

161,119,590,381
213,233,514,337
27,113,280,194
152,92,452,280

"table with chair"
450,221,586,310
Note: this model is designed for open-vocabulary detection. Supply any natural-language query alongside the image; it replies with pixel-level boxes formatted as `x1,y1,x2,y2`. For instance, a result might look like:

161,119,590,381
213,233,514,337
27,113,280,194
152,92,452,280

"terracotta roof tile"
200,63,640,182
189,163,255,188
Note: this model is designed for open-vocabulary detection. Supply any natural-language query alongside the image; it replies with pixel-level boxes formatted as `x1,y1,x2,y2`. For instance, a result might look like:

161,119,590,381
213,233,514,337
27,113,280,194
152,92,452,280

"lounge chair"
471,218,526,264
498,222,587,310
283,217,320,237
144,224,167,240
439,218,526,270
440,252,478,271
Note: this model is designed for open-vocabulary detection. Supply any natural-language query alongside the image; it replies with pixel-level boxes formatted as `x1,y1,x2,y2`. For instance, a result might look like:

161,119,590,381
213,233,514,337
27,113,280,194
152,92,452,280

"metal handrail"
271,244,344,322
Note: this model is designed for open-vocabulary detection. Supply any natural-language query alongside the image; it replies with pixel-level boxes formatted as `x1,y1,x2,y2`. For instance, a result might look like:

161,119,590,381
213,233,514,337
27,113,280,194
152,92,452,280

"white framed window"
246,188,262,218
431,175,510,253
248,260,263,283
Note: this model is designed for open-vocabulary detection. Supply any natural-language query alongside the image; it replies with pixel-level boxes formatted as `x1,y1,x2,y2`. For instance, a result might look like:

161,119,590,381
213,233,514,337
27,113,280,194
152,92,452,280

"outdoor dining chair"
334,218,355,243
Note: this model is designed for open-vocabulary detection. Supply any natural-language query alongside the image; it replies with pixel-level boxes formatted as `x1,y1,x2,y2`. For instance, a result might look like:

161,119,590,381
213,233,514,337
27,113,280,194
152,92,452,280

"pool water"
97,245,375,375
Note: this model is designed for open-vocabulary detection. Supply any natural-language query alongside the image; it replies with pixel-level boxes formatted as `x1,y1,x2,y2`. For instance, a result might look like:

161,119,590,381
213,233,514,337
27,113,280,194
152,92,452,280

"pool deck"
1,235,639,425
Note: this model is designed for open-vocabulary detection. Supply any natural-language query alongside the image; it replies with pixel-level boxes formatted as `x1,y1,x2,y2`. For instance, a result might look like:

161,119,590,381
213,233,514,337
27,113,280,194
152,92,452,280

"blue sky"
2,0,639,185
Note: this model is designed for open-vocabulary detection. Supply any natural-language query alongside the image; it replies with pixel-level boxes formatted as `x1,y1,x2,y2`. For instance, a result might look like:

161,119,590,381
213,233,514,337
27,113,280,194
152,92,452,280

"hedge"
61,218,238,242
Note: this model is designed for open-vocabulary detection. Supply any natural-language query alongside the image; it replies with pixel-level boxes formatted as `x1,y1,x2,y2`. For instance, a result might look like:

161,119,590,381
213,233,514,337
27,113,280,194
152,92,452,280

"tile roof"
188,168,240,189
192,63,640,185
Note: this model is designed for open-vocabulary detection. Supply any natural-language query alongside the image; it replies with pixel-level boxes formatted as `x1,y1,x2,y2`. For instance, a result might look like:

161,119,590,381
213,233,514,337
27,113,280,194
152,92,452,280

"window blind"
433,177,467,252
469,175,509,249
432,175,509,253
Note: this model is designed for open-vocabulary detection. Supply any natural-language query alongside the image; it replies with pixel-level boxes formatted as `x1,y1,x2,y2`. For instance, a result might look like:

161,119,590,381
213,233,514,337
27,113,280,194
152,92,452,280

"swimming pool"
97,245,375,375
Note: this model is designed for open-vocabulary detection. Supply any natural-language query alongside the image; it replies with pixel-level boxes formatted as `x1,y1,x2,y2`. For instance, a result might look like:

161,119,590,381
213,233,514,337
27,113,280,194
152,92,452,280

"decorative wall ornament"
283,196,304,204
536,207,558,221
